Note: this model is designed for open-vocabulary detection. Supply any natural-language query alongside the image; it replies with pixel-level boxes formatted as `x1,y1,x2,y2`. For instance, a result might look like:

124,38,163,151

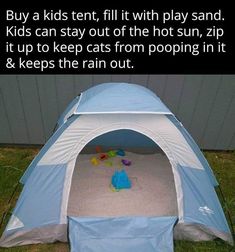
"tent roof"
74,83,172,114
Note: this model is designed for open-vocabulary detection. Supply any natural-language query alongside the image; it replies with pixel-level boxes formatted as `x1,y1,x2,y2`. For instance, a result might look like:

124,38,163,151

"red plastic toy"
99,153,108,160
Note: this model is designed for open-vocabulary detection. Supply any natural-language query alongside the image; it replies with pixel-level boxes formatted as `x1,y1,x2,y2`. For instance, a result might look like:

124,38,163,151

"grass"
0,147,234,251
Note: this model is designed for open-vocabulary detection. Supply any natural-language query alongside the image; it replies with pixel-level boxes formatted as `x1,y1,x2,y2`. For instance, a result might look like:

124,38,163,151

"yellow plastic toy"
109,184,120,192
91,157,99,166
104,160,112,167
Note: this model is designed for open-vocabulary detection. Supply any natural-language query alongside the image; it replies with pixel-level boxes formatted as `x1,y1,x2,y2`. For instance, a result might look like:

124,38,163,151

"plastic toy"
111,169,131,190
91,157,99,166
104,160,112,167
109,183,120,192
95,146,102,153
121,159,131,166
99,153,108,160
107,150,116,157
116,149,125,156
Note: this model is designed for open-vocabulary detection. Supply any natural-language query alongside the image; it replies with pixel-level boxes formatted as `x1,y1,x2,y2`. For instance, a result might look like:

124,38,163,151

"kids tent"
0,83,233,251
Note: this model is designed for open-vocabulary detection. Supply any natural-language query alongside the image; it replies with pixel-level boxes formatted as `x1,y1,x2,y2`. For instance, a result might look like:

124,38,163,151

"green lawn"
0,147,234,251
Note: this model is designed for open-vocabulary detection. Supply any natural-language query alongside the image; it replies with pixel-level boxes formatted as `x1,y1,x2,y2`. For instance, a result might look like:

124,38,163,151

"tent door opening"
67,129,178,218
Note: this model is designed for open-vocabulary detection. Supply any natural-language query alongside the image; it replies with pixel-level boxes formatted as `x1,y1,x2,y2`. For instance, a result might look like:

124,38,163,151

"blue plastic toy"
116,149,125,156
111,169,131,190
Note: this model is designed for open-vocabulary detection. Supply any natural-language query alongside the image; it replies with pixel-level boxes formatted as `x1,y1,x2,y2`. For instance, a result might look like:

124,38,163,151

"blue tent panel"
168,115,218,186
178,165,230,234
68,216,177,252
75,83,172,114
7,164,67,232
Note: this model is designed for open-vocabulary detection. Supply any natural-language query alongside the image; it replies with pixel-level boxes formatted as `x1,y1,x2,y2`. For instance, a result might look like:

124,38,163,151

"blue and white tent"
0,83,233,251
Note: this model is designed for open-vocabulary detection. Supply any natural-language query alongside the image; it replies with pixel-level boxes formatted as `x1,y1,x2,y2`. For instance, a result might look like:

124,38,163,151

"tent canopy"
57,83,172,127
75,83,172,114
